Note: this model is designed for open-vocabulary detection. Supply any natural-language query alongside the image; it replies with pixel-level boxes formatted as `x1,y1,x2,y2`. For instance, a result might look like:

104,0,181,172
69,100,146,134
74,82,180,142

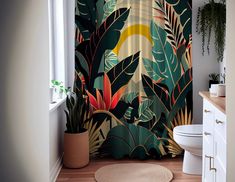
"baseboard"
50,154,63,182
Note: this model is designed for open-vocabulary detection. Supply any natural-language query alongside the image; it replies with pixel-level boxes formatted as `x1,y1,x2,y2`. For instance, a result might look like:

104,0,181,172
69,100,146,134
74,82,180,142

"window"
48,0,68,109
48,0,67,85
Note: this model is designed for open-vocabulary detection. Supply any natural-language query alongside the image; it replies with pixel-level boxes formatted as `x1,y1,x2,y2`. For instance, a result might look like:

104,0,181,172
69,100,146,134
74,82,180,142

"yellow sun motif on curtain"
113,24,153,55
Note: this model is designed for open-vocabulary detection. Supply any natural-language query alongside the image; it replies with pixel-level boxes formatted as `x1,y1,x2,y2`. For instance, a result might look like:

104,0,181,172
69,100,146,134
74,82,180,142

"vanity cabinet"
200,92,226,182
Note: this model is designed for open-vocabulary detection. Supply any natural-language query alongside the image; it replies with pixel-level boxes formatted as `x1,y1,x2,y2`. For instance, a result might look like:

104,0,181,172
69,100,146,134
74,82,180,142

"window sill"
49,97,66,113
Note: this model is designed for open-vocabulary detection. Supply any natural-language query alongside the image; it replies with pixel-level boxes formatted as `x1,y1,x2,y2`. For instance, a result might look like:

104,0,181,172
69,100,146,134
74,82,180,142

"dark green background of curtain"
75,0,192,159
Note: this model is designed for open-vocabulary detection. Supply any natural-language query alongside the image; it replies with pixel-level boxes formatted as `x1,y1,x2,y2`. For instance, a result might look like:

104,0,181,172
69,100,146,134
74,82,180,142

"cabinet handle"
204,132,211,136
205,155,217,172
215,119,224,124
204,109,211,113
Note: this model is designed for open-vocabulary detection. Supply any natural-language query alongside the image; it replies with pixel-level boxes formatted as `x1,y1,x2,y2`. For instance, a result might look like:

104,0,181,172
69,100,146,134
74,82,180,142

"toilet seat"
174,124,202,137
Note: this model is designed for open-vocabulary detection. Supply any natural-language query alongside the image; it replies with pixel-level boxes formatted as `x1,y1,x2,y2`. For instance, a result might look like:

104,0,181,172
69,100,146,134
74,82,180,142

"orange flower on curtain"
86,74,126,110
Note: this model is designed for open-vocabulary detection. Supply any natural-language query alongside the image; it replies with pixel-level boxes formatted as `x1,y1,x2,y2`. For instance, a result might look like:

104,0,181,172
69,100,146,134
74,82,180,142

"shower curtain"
75,0,192,159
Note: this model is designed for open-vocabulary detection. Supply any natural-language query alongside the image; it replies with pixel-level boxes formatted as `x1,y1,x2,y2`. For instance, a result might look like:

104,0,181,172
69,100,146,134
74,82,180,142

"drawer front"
203,100,215,134
214,110,226,141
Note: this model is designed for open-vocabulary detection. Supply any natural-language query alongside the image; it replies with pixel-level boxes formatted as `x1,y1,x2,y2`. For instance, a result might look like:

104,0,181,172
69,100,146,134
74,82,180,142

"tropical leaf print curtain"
75,0,192,159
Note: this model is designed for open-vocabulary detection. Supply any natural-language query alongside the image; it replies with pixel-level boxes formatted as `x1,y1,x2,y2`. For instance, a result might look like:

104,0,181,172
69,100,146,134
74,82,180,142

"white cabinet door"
203,133,215,182
214,111,226,182
203,155,215,182
214,158,226,182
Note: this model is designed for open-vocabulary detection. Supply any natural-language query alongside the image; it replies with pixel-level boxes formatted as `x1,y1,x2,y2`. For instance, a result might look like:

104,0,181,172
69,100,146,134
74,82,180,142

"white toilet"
173,124,202,175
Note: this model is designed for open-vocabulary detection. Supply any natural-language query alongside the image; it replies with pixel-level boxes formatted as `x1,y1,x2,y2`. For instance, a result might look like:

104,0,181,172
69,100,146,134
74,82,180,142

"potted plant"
51,80,71,99
196,0,226,61
63,88,91,168
209,73,220,88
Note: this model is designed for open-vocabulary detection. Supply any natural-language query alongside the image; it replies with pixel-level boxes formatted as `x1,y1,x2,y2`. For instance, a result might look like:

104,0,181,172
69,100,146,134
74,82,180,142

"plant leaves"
154,1,186,51
76,8,130,90
143,58,166,81
75,0,97,39
122,92,138,103
151,21,181,93
103,0,117,21
96,0,105,26
138,99,155,123
139,108,155,122
76,0,96,26
142,74,171,113
165,0,192,42
75,15,94,40
104,50,119,72
168,68,192,122
75,51,89,75
101,122,165,159
107,51,140,94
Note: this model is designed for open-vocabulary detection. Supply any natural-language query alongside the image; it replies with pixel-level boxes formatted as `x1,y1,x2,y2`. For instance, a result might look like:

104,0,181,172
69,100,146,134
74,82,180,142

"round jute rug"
95,163,173,182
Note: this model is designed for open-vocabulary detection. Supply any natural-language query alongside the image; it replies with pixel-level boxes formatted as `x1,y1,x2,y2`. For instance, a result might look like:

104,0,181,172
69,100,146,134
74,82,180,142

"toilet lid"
173,124,202,136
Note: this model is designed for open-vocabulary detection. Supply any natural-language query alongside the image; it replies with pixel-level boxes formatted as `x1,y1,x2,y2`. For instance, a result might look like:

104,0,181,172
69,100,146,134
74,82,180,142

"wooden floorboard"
57,157,201,182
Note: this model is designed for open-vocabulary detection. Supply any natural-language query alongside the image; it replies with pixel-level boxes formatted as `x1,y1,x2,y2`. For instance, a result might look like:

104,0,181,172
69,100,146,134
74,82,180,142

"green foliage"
75,0,192,159
104,50,119,72
143,58,164,81
51,80,62,87
103,0,117,21
107,51,140,94
165,0,192,42
150,21,182,93
209,73,220,81
101,122,166,159
142,69,192,124
142,21,192,127
51,80,70,94
75,0,96,40
123,93,155,124
64,90,91,133
196,0,226,61
76,8,130,91
154,0,186,52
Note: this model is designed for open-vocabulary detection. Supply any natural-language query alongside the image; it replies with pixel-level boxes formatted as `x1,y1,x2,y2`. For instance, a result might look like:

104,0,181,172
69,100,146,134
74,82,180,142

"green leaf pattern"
75,0,192,159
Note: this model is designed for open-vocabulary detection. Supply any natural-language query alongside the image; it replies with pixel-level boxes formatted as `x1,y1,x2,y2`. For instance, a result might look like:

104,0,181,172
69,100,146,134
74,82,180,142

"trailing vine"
196,0,226,62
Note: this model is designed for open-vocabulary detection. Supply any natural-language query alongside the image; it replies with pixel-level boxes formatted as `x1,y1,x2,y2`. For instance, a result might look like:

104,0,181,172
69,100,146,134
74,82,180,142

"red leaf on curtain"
103,73,112,110
96,89,105,110
110,86,126,110
86,91,98,110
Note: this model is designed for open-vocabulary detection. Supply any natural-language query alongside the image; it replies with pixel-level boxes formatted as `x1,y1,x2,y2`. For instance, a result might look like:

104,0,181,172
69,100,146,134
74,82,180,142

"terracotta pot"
63,130,89,168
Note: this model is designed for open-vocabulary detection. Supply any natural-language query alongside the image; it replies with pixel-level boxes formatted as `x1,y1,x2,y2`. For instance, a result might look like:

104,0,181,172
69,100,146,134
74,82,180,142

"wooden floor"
57,157,201,182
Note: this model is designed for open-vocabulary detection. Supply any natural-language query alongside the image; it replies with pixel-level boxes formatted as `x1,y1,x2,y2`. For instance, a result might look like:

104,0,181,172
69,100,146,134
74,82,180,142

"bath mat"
95,163,173,182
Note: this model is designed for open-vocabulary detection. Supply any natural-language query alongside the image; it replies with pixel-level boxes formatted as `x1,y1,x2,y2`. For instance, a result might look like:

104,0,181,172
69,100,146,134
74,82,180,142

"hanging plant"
196,0,226,61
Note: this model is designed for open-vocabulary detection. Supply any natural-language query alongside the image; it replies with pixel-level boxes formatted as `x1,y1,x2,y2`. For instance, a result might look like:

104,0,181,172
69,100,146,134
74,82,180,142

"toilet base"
183,151,202,175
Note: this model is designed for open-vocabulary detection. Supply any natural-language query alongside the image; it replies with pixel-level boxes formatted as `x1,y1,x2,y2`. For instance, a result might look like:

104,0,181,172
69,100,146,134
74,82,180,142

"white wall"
49,104,66,181
0,1,50,182
226,0,235,181
192,0,220,124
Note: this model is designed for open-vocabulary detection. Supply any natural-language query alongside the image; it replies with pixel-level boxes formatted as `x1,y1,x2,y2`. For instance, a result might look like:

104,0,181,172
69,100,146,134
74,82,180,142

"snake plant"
64,89,91,133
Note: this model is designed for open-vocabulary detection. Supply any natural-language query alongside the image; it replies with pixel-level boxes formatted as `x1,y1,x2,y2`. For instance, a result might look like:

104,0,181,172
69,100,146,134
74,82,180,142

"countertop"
199,91,226,114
